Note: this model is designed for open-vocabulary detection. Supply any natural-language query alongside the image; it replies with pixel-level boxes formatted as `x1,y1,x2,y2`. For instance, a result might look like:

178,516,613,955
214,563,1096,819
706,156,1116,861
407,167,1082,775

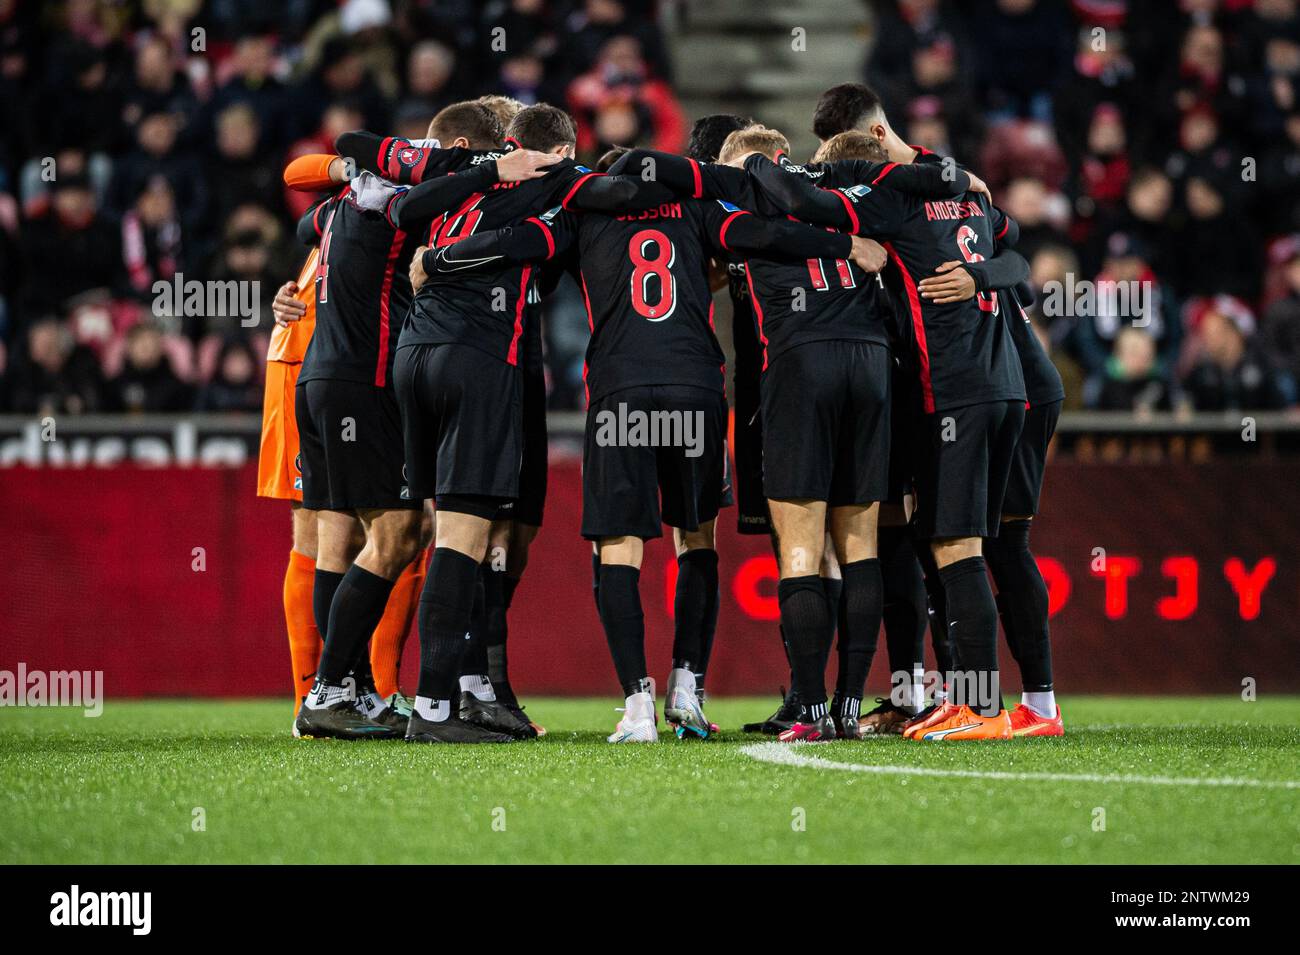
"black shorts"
886,359,924,505
1002,398,1061,517
582,385,729,540
912,399,1025,540
394,342,522,504
295,378,418,511
760,340,891,506
732,366,768,535
510,346,548,527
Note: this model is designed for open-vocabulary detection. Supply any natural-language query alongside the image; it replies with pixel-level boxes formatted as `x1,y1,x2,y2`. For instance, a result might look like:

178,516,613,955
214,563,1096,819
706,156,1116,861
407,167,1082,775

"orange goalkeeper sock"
369,552,426,699
284,549,322,714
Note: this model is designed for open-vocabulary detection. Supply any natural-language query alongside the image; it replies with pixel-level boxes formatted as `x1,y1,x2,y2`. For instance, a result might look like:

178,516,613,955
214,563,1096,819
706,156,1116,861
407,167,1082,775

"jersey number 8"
628,229,677,321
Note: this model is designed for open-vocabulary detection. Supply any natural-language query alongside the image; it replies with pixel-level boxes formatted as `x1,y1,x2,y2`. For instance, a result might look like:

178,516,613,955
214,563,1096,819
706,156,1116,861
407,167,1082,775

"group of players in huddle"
256,81,1065,745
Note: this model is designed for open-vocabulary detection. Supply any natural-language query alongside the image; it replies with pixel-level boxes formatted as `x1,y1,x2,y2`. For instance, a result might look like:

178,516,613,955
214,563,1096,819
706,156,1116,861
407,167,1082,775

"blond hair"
812,130,887,163
717,127,790,165
477,94,526,129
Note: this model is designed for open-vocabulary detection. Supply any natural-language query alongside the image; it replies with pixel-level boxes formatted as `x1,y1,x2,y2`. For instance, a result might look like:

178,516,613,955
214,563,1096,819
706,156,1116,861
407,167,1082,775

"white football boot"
664,668,712,739
607,679,658,743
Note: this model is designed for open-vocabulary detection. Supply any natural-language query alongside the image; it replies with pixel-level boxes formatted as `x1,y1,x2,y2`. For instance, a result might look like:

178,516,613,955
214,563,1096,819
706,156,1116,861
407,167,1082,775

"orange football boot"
910,705,1012,741
1009,703,1064,737
901,702,959,739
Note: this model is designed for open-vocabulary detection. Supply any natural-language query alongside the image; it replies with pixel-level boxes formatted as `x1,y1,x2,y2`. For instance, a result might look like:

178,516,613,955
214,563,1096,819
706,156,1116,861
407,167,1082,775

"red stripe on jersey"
525,217,555,259
996,218,1010,240
872,162,898,184
833,189,860,233
506,265,532,366
561,172,600,209
689,158,703,198
378,137,394,177
375,228,407,388
884,242,935,414
312,201,327,236
579,270,595,406
718,210,748,250
743,264,771,371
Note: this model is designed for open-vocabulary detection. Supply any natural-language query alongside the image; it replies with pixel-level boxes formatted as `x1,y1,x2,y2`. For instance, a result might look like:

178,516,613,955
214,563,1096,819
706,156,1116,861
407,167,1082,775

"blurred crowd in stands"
869,0,1300,414
1,0,1298,418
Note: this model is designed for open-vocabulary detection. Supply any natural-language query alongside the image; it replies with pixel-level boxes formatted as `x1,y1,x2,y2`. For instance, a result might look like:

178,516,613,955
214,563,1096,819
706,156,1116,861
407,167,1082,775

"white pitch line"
740,742,1300,790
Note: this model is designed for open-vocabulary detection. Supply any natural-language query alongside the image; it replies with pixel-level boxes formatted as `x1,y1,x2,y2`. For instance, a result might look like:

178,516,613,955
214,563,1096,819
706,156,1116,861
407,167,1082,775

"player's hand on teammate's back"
495,149,561,182
965,170,992,202
918,260,977,303
272,281,306,327
849,236,887,274
410,246,430,291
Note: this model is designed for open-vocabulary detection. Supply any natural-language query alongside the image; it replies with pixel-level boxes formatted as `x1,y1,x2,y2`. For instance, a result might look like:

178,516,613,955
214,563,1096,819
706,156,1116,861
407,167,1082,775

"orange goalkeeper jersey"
267,248,318,364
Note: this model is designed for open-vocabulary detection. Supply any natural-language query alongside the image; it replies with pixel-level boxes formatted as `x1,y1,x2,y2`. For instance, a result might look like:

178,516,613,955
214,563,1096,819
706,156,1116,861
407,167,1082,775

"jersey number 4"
629,229,677,321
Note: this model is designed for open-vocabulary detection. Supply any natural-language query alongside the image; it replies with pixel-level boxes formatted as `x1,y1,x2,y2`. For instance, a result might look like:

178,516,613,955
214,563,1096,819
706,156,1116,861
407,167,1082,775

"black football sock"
879,526,927,691
937,556,1002,716
596,564,648,696
778,575,832,708
502,574,520,610
986,520,1053,692
819,575,843,678
460,569,489,678
914,536,955,678
483,564,513,700
590,551,602,610
697,553,721,693
672,549,718,672
415,548,479,705
835,558,883,706
312,568,345,644
317,565,395,685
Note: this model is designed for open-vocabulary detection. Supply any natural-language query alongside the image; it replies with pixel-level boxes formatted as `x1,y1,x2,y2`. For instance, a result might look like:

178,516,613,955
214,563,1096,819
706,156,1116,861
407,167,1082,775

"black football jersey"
577,198,741,401
296,188,427,388
1005,285,1065,407
398,159,604,363
750,152,1026,412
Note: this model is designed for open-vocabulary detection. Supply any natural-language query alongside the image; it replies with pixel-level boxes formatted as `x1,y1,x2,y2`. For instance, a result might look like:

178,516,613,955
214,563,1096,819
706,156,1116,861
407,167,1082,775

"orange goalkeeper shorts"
257,359,304,501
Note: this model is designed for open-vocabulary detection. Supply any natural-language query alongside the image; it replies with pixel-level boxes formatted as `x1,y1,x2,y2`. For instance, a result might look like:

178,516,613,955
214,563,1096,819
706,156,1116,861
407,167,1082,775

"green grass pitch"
2,697,1298,864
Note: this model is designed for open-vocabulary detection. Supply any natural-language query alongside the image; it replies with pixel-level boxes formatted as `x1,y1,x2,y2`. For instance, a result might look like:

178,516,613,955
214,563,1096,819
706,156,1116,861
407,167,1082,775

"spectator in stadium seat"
1072,231,1178,379
1261,243,1300,407
195,338,263,412
879,35,984,159
104,321,193,414
120,176,184,302
562,0,674,84
120,33,199,140
1002,176,1071,262
867,0,971,95
567,35,686,156
967,0,1072,122
1071,102,1131,217
205,104,284,226
1052,25,1139,162
109,110,208,238
205,35,291,149
1259,108,1300,236
1173,175,1261,301
6,317,106,415
20,172,120,317
394,40,465,120
1181,304,1287,411
1094,326,1174,414
1084,167,1175,280
282,100,366,221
